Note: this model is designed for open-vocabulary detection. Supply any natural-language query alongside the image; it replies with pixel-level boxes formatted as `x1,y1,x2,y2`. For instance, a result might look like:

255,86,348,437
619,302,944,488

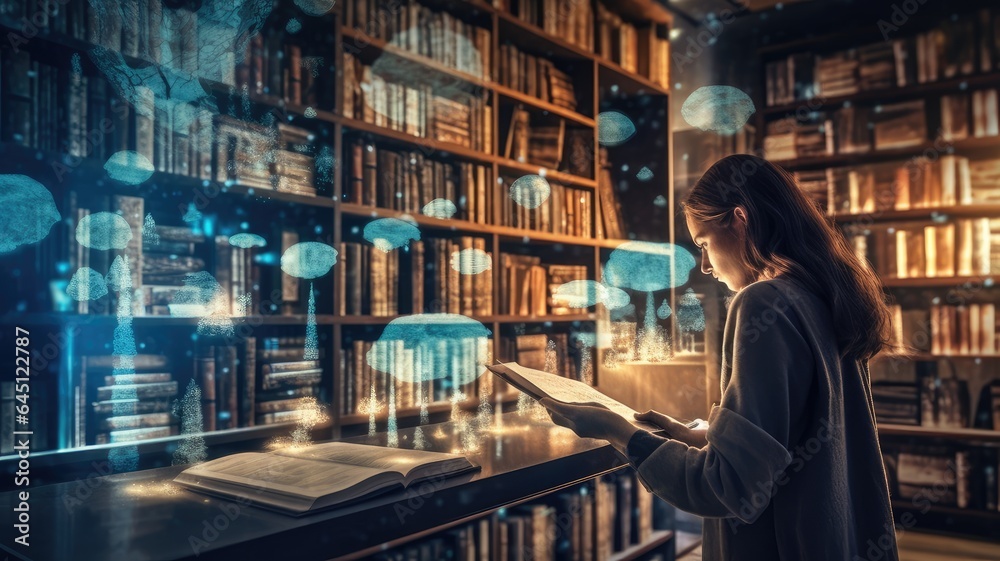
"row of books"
765,8,1000,105
343,53,492,152
764,100,931,160
370,472,656,561
498,44,578,110
889,303,999,357
337,238,494,317
941,89,1000,140
825,156,1000,215
82,354,180,446
884,449,981,510
343,0,493,80
236,29,327,108
0,0,244,85
594,5,670,88
344,140,493,223
214,117,320,196
495,0,594,52
853,218,999,279
0,381,50,454
498,176,593,237
338,338,487,416
597,147,625,240
503,107,595,179
498,256,588,317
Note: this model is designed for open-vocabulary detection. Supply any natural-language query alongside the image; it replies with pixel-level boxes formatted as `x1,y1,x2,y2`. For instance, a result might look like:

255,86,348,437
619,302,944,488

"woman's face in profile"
685,211,753,292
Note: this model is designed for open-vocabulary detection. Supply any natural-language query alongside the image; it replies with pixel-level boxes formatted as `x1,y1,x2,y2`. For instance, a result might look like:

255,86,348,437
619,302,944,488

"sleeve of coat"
633,283,814,522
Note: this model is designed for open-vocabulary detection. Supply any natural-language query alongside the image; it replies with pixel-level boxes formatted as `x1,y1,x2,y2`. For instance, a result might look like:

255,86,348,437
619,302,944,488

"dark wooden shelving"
832,204,1000,223
338,114,498,165
494,83,596,126
497,157,598,188
772,136,1000,171
874,352,1000,361
878,424,1000,443
609,529,675,561
598,58,671,96
7,313,337,327
880,276,996,288
890,499,1000,520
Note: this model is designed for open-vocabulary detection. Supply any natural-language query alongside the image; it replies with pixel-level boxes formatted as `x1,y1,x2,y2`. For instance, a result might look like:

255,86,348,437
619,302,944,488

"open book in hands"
173,442,479,515
487,362,704,433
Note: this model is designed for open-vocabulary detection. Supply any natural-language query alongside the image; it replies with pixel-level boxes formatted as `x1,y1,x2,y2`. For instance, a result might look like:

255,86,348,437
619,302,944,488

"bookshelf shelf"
890,499,1000,521
496,158,598,188
340,26,493,90
495,11,595,62
608,529,675,561
832,204,1000,223
879,424,1000,443
874,352,1000,361
879,276,996,288
494,84,596,127
7,314,337,327
597,58,670,96
337,115,497,165
338,400,464,426
763,71,1000,116
773,136,1000,171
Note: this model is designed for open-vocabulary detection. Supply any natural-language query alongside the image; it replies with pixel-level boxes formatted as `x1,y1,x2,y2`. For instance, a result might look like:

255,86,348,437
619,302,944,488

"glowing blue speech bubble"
67,267,109,301
509,175,551,209
450,248,492,275
182,203,202,223
422,198,458,219
228,233,267,249
657,299,672,320
653,195,667,208
681,86,756,135
552,280,630,310
286,18,302,33
0,174,60,253
168,272,226,317
603,241,696,293
76,212,133,250
295,0,336,16
280,242,338,279
598,111,636,146
636,167,654,181
104,150,154,185
677,289,706,332
366,314,492,385
363,218,421,252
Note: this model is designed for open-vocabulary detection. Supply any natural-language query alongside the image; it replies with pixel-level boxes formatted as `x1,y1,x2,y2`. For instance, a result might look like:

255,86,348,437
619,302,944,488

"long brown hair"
683,154,893,362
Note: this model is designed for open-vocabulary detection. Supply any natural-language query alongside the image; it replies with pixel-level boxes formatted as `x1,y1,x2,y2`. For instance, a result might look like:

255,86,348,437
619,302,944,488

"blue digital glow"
422,198,458,219
657,299,672,320
551,280,630,309
173,380,207,465
295,0,336,16
76,212,133,251
363,218,421,252
597,111,636,146
104,151,155,185
681,86,756,134
636,167,654,181
677,289,706,332
509,175,550,209
228,233,267,248
280,242,338,279
450,248,492,275
366,314,492,385
67,267,109,301
304,284,318,361
0,174,61,253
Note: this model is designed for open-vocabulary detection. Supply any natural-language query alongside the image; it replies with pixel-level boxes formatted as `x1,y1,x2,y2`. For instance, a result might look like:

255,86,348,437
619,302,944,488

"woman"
540,155,899,561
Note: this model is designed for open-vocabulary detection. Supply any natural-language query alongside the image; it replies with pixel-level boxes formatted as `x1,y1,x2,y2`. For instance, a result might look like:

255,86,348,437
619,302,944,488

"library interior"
0,0,998,560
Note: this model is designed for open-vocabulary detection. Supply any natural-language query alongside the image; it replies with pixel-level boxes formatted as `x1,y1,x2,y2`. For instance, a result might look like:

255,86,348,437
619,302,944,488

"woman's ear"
733,206,748,226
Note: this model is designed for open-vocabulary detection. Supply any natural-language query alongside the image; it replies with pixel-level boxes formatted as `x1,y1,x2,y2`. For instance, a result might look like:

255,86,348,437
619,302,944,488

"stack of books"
499,176,593,237
547,265,590,315
872,382,920,426
237,29,326,107
499,257,589,317
87,354,179,444
498,44,578,109
858,219,996,279
498,0,593,51
888,303,998,355
254,336,323,426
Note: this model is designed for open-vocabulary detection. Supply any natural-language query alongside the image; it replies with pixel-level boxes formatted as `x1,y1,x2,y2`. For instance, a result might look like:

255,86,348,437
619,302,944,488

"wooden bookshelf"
757,4,1000,538
0,0,681,484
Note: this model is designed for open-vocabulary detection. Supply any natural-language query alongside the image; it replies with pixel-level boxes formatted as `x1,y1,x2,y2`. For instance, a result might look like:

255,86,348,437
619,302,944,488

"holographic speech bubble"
509,175,551,209
450,248,492,275
77,212,133,251
0,174,60,253
598,111,636,146
280,241,338,279
363,218,421,252
366,314,492,385
422,198,458,219
228,233,267,249
681,85,756,135
552,280,630,310
67,267,109,301
104,150,155,185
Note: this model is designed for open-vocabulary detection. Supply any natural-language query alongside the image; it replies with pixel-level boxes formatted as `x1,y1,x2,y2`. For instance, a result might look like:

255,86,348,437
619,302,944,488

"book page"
275,442,473,478
175,453,389,500
489,362,661,431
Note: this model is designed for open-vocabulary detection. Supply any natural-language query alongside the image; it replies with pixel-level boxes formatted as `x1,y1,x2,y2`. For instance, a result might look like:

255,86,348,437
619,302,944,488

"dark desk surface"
0,411,629,561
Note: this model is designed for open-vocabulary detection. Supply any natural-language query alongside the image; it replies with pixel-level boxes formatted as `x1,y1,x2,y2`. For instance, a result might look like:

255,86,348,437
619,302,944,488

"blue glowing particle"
315,145,335,183
228,233,267,248
366,314,492,385
295,0,336,16
422,198,458,219
71,52,81,74
281,241,338,278
142,213,159,246
509,175,551,209
677,289,706,332
450,248,492,275
636,167,654,181
304,284,319,360
0,174,60,253
173,380,207,465
653,195,667,207
286,18,302,33
657,299,672,320
597,111,636,146
304,107,317,118
105,255,132,293
67,267,109,301
77,212,132,251
363,218,421,252
104,150,155,185
681,86,756,134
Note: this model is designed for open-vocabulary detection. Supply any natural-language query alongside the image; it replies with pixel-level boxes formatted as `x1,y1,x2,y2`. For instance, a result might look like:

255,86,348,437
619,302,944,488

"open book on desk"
173,442,480,515
487,362,705,434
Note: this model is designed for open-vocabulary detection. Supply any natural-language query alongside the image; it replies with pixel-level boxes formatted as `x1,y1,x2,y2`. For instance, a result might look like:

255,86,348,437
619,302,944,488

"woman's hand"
538,398,638,453
634,410,709,448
